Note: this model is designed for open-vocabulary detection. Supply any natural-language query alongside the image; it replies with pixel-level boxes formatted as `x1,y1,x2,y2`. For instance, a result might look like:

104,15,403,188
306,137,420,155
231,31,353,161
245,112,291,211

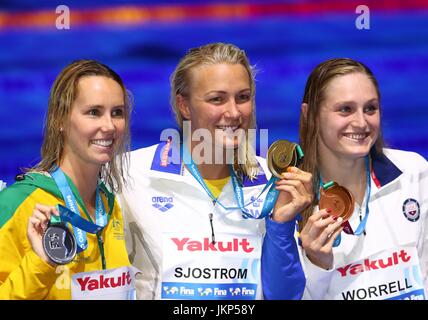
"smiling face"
61,75,126,169
179,63,253,152
317,72,380,161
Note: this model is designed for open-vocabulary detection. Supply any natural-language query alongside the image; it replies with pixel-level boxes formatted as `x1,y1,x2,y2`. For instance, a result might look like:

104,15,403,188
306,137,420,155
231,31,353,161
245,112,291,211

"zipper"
208,213,216,245
97,232,106,270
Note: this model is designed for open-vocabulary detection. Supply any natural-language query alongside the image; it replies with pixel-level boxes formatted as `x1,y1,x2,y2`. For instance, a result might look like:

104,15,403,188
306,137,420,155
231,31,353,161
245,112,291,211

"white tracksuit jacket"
302,148,428,300
119,141,304,300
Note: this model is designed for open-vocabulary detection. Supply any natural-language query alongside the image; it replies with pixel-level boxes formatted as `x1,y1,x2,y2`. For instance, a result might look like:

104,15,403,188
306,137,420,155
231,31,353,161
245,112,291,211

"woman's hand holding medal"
27,204,60,266
300,182,354,270
268,140,313,223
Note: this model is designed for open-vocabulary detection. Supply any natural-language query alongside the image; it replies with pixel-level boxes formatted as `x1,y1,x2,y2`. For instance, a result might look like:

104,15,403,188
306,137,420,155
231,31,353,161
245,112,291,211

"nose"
224,98,241,120
101,114,115,133
352,109,368,129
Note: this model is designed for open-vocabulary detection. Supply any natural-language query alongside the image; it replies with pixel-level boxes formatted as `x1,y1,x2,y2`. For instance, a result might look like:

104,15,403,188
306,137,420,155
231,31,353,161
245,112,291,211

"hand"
272,167,313,223
300,209,343,270
27,204,60,266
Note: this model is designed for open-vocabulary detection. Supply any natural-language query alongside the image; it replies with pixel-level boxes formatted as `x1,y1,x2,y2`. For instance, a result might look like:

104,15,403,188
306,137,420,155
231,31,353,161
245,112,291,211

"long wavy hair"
299,58,384,230
29,59,132,193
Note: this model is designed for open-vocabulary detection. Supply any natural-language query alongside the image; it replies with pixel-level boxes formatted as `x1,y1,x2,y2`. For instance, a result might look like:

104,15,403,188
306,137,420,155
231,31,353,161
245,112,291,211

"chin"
94,155,113,165
343,148,371,159
223,138,241,150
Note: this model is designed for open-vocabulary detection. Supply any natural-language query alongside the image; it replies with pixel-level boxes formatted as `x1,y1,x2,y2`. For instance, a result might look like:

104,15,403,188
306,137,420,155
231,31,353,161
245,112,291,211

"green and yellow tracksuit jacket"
0,172,130,299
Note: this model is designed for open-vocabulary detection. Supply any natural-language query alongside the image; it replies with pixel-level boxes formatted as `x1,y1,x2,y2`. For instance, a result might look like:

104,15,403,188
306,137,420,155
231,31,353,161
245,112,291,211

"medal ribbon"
182,143,280,219
50,167,109,253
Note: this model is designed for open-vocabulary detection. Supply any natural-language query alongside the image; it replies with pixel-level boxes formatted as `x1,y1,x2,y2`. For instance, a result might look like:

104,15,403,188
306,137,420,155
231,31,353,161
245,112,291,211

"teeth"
344,133,368,140
217,126,238,133
92,139,113,147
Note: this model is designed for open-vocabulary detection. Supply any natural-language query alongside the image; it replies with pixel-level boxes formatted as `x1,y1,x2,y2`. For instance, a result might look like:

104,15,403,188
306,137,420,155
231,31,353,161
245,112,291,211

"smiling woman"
296,58,428,300
0,60,136,300
119,42,309,300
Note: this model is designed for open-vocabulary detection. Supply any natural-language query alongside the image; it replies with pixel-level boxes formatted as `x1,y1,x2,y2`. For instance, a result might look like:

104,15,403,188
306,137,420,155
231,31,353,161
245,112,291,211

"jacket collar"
149,140,268,187
370,147,402,188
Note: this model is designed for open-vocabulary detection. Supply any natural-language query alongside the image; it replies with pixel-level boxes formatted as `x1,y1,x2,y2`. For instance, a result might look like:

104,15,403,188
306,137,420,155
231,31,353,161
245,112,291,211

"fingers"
28,216,45,235
31,204,59,232
301,209,344,248
274,184,311,212
326,225,344,249
316,216,344,246
277,166,313,195
276,179,308,199
34,203,59,217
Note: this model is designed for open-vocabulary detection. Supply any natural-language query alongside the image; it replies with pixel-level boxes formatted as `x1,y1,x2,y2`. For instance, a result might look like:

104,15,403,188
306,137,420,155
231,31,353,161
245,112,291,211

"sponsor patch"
402,198,420,222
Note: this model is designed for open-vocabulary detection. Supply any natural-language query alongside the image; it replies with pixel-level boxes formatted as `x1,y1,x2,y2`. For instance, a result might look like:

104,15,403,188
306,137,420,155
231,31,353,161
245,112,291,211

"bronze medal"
319,182,354,222
267,140,303,178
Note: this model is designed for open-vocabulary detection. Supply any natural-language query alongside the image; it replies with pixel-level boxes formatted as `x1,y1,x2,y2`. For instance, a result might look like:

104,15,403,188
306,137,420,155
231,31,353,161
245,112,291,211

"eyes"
337,103,379,115
207,92,252,105
86,106,125,118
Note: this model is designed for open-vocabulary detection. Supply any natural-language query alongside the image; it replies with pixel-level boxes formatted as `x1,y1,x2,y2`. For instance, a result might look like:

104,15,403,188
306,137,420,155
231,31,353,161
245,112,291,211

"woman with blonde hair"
120,42,311,300
0,60,136,299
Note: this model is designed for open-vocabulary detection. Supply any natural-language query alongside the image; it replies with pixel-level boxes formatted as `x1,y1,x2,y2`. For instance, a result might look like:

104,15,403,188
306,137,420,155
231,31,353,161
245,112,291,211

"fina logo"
152,196,174,212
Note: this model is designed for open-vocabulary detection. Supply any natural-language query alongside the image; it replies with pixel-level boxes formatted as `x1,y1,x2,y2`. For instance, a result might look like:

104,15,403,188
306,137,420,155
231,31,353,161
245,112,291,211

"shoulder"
0,173,57,228
128,144,163,170
383,148,428,173
0,179,37,228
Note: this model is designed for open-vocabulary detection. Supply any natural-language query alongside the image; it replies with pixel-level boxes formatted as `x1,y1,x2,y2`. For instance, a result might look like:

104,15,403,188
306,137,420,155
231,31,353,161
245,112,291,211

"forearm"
0,251,56,300
261,217,305,300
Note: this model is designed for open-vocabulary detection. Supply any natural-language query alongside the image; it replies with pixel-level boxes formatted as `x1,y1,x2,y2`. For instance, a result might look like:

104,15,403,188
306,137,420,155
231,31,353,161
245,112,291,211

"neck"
59,157,100,216
319,152,367,205
197,163,230,180
187,141,232,180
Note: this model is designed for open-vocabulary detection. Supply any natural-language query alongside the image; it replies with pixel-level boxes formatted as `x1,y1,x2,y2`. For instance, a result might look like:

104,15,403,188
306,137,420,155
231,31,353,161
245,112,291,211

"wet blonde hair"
299,58,384,229
170,42,259,179
30,59,132,193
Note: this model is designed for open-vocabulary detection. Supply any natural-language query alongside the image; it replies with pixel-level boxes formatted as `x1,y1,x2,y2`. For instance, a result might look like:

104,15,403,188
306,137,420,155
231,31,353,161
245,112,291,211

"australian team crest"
402,198,420,222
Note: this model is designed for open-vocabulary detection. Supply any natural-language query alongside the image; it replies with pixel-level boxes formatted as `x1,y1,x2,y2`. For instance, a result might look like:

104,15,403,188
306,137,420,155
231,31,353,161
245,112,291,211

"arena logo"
152,196,174,212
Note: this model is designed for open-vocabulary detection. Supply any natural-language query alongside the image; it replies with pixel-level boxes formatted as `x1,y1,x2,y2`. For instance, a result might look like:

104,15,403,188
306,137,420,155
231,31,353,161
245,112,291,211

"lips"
91,139,113,147
343,132,370,142
216,125,239,133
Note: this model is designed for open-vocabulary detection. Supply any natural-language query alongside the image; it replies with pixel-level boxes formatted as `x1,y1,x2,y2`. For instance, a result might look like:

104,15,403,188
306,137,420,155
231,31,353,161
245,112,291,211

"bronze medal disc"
319,183,354,222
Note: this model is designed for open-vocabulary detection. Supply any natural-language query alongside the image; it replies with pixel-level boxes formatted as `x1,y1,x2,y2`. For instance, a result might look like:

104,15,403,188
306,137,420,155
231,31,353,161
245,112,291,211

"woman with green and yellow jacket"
0,60,135,300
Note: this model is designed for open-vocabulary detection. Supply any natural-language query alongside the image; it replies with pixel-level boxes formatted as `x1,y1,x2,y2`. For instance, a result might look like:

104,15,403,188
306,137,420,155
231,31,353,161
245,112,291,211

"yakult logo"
171,237,254,253
337,249,411,277
76,272,132,291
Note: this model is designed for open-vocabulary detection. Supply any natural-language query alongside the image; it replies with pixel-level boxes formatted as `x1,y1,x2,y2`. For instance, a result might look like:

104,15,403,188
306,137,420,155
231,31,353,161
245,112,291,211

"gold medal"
267,140,303,178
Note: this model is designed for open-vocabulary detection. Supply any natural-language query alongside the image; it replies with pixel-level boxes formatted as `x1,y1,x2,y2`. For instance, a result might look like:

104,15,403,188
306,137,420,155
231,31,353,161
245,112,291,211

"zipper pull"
208,213,216,245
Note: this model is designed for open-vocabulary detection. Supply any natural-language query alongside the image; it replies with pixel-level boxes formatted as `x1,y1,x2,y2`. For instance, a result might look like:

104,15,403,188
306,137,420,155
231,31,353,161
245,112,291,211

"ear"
301,103,308,120
176,94,191,120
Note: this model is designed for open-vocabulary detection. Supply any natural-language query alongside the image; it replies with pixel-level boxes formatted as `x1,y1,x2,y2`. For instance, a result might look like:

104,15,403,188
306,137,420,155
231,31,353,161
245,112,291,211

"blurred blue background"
1,0,427,186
